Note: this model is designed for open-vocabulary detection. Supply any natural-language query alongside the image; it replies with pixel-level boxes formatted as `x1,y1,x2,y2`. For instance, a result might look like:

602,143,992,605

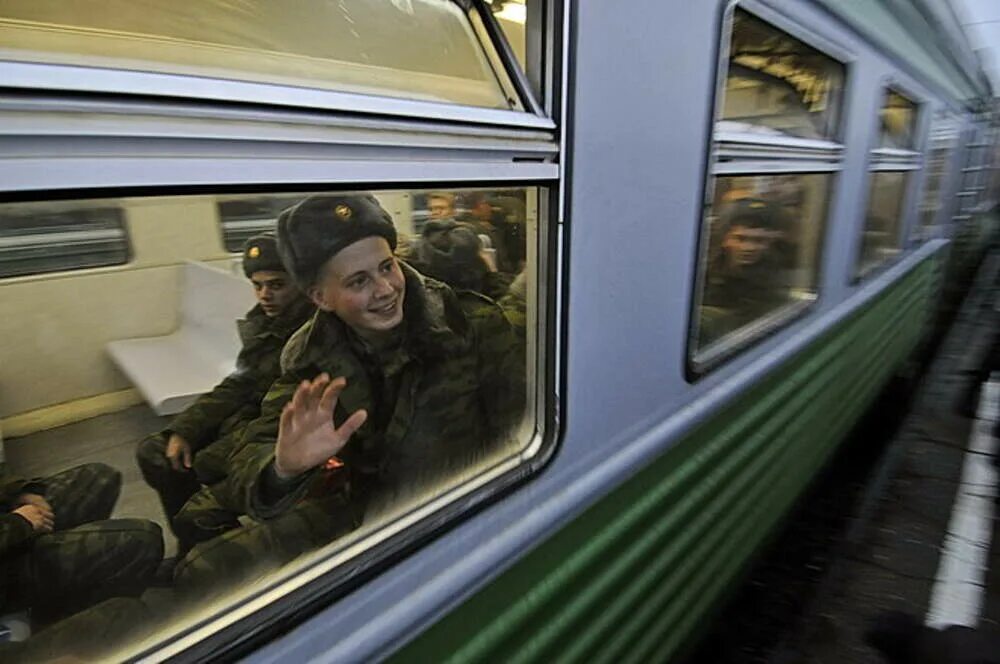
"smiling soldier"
174,193,524,593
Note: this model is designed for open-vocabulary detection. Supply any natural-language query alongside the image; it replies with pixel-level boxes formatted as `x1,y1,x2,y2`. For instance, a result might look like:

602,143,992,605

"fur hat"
410,220,487,290
241,233,286,278
719,198,784,231
276,194,397,287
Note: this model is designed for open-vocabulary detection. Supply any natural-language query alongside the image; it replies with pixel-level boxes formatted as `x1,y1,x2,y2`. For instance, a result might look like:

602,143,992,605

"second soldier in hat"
173,193,525,593
698,198,792,345
136,233,314,560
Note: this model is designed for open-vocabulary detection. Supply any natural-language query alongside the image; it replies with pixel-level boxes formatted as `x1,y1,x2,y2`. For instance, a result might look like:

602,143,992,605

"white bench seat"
107,261,254,416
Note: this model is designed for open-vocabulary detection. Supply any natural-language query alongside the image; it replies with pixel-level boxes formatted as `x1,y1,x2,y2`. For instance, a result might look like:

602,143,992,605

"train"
0,0,997,661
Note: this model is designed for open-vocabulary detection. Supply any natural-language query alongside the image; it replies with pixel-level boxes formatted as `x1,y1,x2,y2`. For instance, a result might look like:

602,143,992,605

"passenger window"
857,88,921,277
0,186,539,661
918,112,959,238
695,175,824,355
0,0,522,110
0,202,129,278
878,91,919,149
691,8,843,371
720,10,845,141
217,195,304,253
490,0,527,71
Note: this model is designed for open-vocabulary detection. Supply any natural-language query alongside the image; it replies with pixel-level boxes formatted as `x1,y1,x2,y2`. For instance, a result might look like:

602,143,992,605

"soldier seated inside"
461,191,525,275
136,234,313,558
404,216,512,300
0,463,162,627
698,198,791,346
174,193,524,594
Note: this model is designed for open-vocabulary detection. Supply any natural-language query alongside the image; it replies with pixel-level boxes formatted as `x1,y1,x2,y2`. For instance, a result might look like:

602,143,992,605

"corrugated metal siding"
394,256,941,664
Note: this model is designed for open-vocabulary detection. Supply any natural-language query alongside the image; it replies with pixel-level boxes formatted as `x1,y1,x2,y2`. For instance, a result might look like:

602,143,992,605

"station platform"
690,247,1000,663
770,249,1000,663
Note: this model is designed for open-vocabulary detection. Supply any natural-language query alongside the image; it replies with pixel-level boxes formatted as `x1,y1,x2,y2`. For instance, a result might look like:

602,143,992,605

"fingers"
40,511,54,533
183,445,193,469
279,401,296,439
290,379,312,414
36,503,54,521
319,376,347,414
337,408,368,441
168,449,182,472
308,373,331,406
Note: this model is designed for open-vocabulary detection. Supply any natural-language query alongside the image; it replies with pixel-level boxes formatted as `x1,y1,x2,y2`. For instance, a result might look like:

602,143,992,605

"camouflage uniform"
0,463,163,624
136,297,313,542
174,264,524,593
698,257,791,345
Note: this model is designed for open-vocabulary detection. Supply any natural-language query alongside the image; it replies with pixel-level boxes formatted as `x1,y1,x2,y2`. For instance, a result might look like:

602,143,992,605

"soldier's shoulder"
279,314,318,372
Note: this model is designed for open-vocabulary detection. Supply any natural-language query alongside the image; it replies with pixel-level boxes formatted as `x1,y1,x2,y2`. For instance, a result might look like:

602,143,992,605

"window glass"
878,90,918,150
0,185,538,661
720,10,845,140
0,202,129,278
488,0,527,71
217,195,304,253
919,113,959,234
858,171,907,274
0,0,520,110
693,174,826,359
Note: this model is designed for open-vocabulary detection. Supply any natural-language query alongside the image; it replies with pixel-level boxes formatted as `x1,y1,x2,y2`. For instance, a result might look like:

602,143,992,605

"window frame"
686,1,850,378
0,201,133,279
0,1,552,131
915,107,961,241
0,1,564,658
853,82,925,281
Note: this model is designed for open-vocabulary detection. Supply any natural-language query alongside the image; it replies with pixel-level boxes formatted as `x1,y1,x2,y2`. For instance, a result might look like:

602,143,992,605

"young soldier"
136,234,313,551
174,193,524,592
0,463,162,625
698,198,791,345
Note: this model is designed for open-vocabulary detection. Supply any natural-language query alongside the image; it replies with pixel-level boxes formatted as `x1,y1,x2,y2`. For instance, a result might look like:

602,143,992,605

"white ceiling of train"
951,0,1000,95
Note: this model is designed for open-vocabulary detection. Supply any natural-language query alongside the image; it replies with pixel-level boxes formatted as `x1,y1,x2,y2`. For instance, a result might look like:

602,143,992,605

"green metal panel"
394,254,942,663
812,0,988,103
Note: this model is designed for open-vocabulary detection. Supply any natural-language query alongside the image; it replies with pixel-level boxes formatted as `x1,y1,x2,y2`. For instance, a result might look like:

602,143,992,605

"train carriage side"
0,1,995,662
377,1,998,662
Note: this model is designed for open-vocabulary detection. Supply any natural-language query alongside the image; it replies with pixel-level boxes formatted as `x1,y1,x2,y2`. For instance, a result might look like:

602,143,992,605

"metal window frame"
0,0,552,131
851,79,928,282
0,2,564,659
686,0,849,379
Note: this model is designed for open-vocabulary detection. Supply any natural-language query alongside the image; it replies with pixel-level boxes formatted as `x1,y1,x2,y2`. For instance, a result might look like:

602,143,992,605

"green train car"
0,0,995,661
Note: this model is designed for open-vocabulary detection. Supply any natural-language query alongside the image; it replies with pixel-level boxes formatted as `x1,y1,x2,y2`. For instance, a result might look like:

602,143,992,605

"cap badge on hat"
750,201,766,208
334,204,352,219
248,246,261,258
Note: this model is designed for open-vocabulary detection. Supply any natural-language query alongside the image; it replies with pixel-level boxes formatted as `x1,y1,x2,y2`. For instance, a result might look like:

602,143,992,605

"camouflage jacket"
0,471,45,557
166,297,314,451
225,263,525,520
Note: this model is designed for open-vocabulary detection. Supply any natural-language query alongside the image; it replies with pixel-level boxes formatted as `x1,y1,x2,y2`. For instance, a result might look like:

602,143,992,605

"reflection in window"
0,203,129,278
0,186,537,661
694,174,825,357
0,0,520,109
879,90,918,150
721,10,845,140
488,0,527,71
858,171,907,274
919,114,959,235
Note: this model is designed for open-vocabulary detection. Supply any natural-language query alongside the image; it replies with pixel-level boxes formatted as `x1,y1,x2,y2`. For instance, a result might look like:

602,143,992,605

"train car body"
0,0,996,662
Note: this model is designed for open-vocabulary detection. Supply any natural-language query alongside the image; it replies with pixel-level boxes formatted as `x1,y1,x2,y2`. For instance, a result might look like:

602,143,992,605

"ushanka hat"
276,194,397,287
719,198,784,231
241,233,286,278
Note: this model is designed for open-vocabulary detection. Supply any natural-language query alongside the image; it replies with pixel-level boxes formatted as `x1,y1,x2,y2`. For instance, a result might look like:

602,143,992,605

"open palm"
274,373,368,479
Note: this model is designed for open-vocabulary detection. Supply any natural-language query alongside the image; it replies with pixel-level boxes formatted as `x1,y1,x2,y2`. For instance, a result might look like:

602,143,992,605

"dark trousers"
136,433,234,553
1,463,164,623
